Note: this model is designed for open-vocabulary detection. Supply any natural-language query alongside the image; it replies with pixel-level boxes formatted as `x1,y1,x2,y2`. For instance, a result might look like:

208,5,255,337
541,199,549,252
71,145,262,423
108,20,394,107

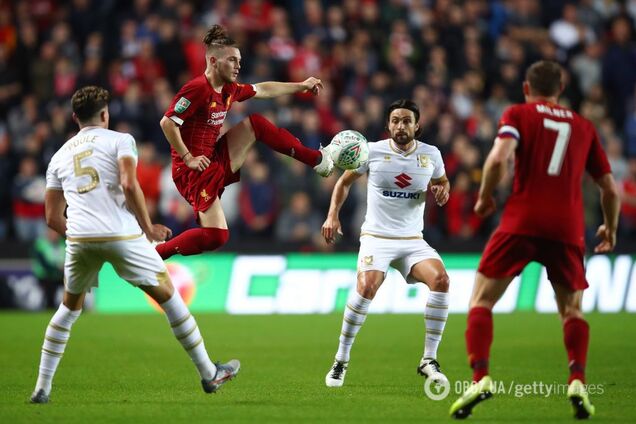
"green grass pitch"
1,312,634,423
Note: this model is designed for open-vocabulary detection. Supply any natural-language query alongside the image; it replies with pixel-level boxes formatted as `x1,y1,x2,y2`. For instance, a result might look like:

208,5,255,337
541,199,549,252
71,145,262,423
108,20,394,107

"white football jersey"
354,138,445,238
46,127,142,239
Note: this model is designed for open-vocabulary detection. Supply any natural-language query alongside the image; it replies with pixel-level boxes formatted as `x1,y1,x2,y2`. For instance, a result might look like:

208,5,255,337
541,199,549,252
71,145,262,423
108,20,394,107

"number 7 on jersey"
543,118,571,176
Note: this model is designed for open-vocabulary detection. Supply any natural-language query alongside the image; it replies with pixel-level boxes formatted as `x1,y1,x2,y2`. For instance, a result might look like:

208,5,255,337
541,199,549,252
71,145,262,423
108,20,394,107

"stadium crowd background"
1,0,636,256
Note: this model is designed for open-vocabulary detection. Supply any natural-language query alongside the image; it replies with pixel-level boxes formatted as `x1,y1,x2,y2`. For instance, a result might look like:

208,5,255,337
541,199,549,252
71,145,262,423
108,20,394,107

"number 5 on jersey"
543,118,571,176
74,150,100,193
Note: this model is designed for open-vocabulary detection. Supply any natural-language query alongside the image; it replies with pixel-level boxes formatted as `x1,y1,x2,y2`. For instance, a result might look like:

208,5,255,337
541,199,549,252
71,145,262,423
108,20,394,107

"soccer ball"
328,130,369,170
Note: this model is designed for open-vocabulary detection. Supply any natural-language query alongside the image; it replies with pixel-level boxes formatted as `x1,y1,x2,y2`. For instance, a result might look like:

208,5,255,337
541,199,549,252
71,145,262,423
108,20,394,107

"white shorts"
357,235,443,283
64,235,167,294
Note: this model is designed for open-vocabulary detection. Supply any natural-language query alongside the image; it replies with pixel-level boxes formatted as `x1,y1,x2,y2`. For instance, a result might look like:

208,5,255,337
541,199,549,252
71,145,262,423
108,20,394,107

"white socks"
423,291,449,359
335,291,371,363
160,291,216,380
35,303,82,394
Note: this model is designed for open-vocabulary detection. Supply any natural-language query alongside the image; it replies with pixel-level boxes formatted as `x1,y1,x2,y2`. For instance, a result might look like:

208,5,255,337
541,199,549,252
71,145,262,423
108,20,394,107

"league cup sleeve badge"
363,255,373,265
175,97,191,113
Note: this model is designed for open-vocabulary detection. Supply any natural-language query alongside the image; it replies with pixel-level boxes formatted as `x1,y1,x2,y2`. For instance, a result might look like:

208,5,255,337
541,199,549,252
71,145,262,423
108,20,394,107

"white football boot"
325,360,348,387
201,359,241,393
314,145,335,177
417,357,449,385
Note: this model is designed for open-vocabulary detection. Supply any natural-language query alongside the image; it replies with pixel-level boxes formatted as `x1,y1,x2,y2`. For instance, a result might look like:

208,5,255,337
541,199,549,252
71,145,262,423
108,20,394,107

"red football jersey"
164,75,256,178
496,101,611,246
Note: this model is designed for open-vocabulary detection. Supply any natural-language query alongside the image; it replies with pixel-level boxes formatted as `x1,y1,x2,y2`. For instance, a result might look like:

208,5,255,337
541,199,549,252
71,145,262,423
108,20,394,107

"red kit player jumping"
450,61,620,420
156,25,334,259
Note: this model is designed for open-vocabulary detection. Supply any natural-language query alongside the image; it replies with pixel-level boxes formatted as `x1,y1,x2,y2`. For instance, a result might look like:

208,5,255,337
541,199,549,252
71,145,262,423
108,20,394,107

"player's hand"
593,224,616,253
301,77,323,96
321,215,343,244
430,184,449,206
147,224,172,243
474,195,497,217
185,154,211,172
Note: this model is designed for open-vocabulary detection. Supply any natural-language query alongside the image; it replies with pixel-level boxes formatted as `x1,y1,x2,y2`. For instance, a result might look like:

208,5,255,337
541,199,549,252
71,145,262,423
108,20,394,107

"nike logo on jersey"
382,190,421,199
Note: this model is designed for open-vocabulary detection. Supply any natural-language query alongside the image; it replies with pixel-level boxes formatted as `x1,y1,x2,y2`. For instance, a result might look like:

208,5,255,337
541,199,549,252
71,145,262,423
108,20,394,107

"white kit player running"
321,99,452,389
30,86,239,404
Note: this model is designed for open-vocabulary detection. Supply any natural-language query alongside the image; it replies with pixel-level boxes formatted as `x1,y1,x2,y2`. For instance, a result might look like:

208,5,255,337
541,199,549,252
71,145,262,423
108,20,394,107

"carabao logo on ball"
330,130,369,170
338,144,362,168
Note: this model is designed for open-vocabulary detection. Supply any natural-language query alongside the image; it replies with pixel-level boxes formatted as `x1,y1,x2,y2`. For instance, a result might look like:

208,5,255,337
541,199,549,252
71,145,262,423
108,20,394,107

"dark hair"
203,25,236,50
71,86,111,122
386,99,420,124
525,60,563,97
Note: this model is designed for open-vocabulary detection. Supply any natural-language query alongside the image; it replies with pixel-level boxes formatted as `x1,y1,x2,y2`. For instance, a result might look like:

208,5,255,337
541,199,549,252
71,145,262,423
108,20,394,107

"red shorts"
173,134,240,214
478,231,588,290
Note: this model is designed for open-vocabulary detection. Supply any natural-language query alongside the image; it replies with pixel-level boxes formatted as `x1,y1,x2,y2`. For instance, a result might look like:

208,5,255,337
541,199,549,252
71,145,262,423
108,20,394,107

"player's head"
523,60,564,101
71,86,111,128
204,25,241,83
386,99,421,145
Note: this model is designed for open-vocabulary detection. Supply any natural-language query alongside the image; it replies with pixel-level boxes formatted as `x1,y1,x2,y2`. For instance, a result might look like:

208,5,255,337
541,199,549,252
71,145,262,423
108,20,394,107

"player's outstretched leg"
248,114,333,177
31,303,82,403
325,291,371,387
156,227,229,260
158,290,239,393
417,291,449,385
449,376,494,419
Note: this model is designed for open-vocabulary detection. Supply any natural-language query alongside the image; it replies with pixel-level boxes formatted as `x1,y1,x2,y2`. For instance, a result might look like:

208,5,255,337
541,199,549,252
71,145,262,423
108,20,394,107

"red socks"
156,227,229,259
564,317,589,384
248,114,321,167
465,308,589,385
466,306,493,382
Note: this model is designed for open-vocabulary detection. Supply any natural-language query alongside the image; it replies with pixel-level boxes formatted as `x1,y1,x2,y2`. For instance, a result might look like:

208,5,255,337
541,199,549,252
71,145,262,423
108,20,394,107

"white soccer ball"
328,130,369,170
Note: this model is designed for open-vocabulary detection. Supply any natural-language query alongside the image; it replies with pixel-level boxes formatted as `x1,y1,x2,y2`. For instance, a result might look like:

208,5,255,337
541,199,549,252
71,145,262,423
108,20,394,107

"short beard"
392,133,412,145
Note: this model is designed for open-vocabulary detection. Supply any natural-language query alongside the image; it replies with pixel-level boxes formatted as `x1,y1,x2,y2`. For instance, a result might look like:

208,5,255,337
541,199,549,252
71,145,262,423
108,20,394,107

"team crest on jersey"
200,189,210,201
363,255,373,265
417,154,430,168
384,155,391,161
174,97,191,113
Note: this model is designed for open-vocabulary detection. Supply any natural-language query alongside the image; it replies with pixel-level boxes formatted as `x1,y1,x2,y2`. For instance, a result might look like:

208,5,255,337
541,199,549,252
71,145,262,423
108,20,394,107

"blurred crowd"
1,0,636,255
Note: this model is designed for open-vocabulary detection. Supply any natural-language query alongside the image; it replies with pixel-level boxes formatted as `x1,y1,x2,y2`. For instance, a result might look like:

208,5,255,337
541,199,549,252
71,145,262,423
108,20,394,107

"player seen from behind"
449,60,620,420
31,86,238,404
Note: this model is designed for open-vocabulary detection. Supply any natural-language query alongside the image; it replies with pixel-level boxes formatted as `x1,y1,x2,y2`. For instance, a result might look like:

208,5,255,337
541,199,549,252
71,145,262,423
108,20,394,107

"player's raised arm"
253,77,323,99
44,189,67,236
322,170,362,244
475,136,518,217
594,173,620,253
119,156,172,242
